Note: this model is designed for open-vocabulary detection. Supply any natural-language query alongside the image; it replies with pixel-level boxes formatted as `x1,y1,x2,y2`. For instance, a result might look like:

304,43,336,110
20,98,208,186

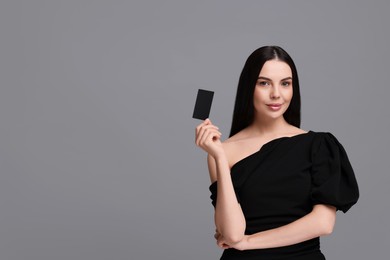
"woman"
195,46,359,259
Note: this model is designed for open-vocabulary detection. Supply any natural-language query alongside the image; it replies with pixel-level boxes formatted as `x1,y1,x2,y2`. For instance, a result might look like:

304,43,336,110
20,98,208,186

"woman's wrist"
213,152,228,166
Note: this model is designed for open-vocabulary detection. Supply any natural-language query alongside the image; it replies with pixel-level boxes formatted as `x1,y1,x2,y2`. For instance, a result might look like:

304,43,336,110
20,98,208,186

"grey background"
0,0,388,259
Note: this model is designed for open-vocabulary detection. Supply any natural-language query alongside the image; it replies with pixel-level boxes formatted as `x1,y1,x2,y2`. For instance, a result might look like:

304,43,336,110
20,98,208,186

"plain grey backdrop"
1,1,388,259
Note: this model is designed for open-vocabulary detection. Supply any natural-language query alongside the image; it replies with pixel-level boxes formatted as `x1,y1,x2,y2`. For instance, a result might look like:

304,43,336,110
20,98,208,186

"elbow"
320,220,335,235
224,233,245,245
318,212,336,236
215,216,246,245
312,204,336,236
218,226,245,245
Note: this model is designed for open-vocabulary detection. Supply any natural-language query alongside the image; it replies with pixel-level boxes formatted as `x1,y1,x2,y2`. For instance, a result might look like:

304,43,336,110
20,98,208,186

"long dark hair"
229,46,301,137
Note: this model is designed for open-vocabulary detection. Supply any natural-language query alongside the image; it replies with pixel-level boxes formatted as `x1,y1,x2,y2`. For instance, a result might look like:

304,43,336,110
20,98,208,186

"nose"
270,86,280,99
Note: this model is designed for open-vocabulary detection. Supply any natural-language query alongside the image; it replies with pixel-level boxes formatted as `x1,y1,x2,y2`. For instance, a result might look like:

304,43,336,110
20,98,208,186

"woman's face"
253,59,293,121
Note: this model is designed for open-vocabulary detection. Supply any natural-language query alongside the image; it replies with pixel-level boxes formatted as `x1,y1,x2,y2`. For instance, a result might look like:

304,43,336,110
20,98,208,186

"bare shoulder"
221,130,258,169
221,130,246,155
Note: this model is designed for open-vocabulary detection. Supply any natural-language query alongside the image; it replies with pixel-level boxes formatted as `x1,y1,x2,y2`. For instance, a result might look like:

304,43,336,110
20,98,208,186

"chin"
266,110,288,120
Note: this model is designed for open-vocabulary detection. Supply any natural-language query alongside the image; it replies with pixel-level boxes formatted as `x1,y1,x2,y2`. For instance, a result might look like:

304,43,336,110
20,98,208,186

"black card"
192,89,214,120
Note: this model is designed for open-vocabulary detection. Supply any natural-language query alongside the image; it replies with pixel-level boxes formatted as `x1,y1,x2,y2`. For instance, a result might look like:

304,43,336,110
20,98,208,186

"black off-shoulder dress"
209,131,359,260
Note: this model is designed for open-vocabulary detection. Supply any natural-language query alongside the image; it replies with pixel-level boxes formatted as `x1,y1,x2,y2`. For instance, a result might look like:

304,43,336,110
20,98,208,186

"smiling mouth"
266,103,283,110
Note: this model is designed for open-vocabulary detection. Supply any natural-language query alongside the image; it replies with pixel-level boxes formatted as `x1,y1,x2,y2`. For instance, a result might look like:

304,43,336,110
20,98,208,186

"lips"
266,103,283,111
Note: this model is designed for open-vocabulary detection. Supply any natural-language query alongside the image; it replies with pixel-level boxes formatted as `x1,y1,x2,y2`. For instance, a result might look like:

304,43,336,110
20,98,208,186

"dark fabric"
310,133,359,213
209,131,359,260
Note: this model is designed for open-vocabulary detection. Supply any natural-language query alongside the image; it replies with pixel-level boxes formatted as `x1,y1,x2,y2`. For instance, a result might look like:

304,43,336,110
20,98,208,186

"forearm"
214,155,246,244
242,205,336,250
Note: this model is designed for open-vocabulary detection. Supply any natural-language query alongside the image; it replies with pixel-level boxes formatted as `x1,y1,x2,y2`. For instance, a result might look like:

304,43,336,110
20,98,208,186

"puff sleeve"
310,132,359,213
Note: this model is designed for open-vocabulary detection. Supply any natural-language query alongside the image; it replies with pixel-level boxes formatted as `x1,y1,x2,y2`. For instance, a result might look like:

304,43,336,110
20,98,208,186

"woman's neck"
247,117,292,137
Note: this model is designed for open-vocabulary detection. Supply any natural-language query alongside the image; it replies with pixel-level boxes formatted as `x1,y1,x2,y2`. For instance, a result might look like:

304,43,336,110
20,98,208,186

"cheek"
284,88,293,102
253,89,265,106
253,88,266,101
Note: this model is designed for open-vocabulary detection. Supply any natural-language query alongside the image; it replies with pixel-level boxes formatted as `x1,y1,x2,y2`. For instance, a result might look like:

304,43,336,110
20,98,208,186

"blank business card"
192,89,214,120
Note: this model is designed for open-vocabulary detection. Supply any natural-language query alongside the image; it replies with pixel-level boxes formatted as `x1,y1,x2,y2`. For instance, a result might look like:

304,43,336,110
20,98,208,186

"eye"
257,81,270,86
281,81,291,87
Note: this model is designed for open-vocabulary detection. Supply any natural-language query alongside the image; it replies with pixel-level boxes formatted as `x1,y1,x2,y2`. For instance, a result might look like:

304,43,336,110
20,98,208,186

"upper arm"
207,154,218,184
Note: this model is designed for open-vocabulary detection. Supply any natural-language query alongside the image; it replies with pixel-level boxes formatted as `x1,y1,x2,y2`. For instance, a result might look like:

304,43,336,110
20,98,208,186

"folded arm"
208,154,246,245
195,119,246,245
224,204,336,251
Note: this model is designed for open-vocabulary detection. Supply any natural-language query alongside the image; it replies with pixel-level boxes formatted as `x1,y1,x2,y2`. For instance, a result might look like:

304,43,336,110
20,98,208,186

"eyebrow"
258,76,293,81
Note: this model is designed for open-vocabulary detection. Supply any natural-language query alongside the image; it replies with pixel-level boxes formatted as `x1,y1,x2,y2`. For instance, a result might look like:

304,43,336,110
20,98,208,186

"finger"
199,128,221,147
211,130,222,141
196,126,210,146
217,240,229,249
198,119,218,132
196,124,218,144
221,244,230,249
195,121,208,137
195,119,214,137
196,125,209,146
196,125,220,146
214,229,220,239
197,129,220,148
205,128,222,143
200,124,219,132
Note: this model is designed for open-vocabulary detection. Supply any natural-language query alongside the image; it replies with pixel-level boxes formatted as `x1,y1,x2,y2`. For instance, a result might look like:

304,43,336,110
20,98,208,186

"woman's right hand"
195,119,224,159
